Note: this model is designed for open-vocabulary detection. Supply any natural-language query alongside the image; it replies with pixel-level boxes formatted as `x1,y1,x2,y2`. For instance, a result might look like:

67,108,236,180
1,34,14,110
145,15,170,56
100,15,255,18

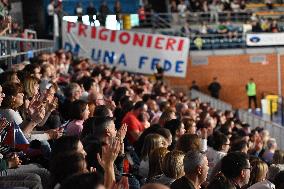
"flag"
2,122,29,152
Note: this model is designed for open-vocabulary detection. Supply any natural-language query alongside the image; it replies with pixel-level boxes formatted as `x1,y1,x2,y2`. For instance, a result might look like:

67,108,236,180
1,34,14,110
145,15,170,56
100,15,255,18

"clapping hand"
97,137,121,170
112,176,129,189
27,94,46,124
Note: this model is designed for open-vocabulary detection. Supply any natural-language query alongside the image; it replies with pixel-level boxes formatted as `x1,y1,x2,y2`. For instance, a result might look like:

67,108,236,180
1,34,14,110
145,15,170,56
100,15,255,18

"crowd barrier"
0,37,54,68
189,89,284,150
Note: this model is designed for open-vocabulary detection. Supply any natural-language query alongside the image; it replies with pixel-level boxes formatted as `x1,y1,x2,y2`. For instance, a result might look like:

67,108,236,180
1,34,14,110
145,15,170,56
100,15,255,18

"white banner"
62,21,189,77
246,33,284,46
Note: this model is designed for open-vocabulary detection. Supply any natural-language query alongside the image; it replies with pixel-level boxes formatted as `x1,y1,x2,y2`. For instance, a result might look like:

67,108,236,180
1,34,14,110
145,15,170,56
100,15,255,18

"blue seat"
211,38,221,49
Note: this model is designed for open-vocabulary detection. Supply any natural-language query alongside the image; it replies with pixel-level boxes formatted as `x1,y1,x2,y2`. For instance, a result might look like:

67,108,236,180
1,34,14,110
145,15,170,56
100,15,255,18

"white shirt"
0,108,23,125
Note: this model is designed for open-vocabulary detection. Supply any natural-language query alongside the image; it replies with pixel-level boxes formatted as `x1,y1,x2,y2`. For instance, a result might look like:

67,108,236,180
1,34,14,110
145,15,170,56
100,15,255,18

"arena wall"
166,53,284,109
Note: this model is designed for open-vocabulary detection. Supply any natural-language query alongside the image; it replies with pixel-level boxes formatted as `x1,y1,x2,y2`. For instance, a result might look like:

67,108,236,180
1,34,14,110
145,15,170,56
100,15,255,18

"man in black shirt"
208,77,221,99
87,2,97,25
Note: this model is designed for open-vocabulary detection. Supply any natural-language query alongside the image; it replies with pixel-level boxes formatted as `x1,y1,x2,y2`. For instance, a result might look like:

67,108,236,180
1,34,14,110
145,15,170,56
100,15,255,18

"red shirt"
122,112,144,144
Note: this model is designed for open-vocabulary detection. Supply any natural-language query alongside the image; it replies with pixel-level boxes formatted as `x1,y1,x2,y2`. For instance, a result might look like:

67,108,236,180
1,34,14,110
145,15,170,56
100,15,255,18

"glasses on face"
244,167,252,171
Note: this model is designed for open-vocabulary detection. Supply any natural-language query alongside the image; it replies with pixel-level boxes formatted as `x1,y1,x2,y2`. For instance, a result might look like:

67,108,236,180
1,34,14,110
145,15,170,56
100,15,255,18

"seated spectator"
262,138,278,164
147,147,169,180
221,152,251,188
122,101,148,145
149,150,185,186
206,132,230,178
230,0,240,12
50,152,88,188
170,151,209,189
274,171,284,189
60,173,104,189
59,82,82,122
164,119,186,150
247,158,273,188
175,134,202,153
207,172,235,189
139,134,166,178
66,100,90,137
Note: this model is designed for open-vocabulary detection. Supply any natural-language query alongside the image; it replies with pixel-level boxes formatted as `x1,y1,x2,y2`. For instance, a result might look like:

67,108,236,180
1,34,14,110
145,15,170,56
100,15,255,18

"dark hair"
212,132,229,151
92,116,114,141
81,117,96,139
93,105,111,118
1,82,23,109
0,71,18,85
274,171,284,189
23,63,40,75
164,119,182,139
207,173,236,189
156,128,172,140
70,100,88,120
113,87,128,105
50,152,87,188
60,173,104,189
52,136,80,157
230,140,248,152
82,77,95,91
221,152,249,179
133,101,146,110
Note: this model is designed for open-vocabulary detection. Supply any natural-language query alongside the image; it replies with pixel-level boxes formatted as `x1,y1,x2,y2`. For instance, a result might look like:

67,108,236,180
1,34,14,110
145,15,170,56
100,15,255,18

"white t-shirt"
0,108,23,125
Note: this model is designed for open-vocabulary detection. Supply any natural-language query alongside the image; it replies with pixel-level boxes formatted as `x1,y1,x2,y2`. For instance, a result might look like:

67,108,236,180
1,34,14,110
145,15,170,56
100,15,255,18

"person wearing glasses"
220,152,251,189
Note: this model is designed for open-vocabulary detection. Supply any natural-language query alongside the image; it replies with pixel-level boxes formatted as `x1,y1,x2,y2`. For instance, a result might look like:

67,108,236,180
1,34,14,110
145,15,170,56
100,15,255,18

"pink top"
66,120,84,136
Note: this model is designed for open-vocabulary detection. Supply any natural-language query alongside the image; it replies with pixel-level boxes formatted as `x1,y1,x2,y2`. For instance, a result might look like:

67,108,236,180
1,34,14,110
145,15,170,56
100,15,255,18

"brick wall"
166,53,284,109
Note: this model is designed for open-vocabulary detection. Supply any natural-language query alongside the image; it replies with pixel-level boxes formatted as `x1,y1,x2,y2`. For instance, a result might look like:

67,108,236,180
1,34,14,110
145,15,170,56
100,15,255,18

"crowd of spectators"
0,48,283,189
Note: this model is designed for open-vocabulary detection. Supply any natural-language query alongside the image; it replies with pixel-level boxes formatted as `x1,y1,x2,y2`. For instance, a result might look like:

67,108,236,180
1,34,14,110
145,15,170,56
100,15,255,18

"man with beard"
122,101,148,145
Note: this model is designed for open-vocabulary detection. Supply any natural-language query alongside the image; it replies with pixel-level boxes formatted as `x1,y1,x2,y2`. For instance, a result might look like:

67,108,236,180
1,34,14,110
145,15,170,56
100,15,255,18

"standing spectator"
75,2,83,23
155,63,164,83
246,78,257,110
47,0,55,34
181,22,191,37
87,2,97,25
270,19,279,32
208,77,221,99
177,0,187,24
170,0,178,25
170,151,209,189
190,80,199,91
138,5,146,25
209,0,221,24
99,0,110,27
114,0,122,24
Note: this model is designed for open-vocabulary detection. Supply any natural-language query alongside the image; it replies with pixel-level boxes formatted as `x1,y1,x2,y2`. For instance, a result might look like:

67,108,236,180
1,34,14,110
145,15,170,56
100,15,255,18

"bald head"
141,184,170,189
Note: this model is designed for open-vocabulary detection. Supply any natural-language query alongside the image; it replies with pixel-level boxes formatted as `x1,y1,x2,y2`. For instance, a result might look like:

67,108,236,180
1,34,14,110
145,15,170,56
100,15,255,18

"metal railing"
190,89,233,111
0,37,54,68
139,11,284,29
238,109,284,150
189,89,284,150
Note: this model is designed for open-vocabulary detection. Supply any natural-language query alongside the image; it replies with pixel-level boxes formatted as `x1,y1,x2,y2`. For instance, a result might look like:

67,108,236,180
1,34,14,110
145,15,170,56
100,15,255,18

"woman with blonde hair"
149,150,185,186
139,134,166,178
247,159,275,189
23,76,40,100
